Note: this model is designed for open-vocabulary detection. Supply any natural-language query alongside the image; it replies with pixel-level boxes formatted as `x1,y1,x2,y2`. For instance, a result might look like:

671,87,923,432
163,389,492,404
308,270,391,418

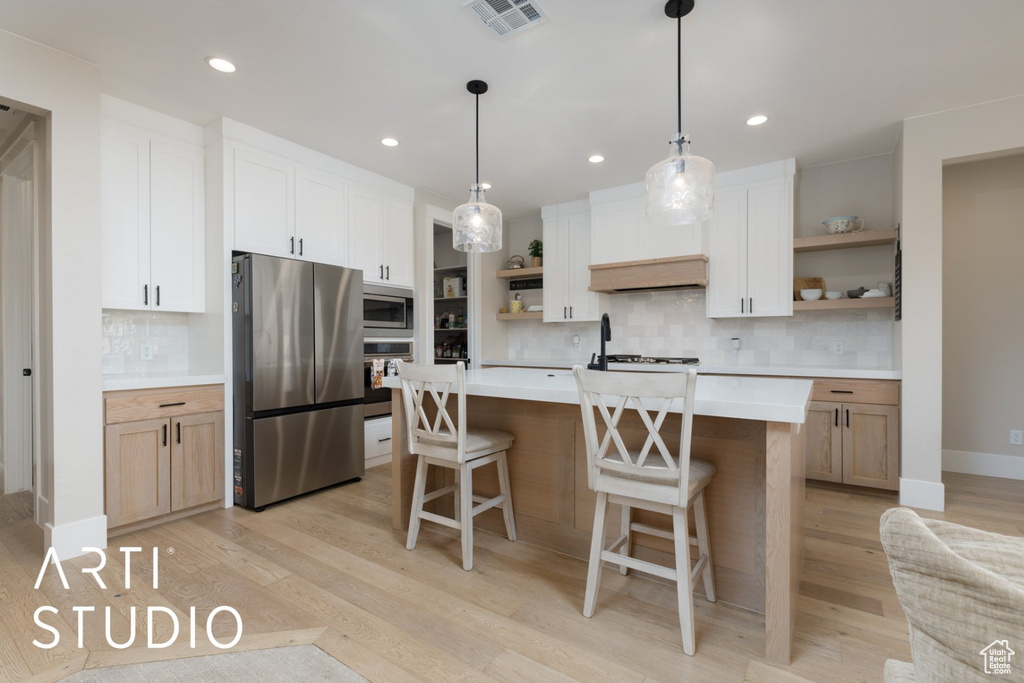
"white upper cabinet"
149,141,204,312
706,160,795,318
233,146,295,258
101,120,205,313
295,167,346,265
101,126,150,311
590,183,705,266
348,184,413,288
542,200,604,322
383,199,414,288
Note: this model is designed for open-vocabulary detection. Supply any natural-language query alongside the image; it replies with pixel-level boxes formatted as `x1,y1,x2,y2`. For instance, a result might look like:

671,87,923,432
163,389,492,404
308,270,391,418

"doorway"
0,108,41,520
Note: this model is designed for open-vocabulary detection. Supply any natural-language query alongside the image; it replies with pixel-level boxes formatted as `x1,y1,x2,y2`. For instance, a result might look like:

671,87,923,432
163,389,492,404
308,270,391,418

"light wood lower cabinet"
804,380,900,491
104,385,224,531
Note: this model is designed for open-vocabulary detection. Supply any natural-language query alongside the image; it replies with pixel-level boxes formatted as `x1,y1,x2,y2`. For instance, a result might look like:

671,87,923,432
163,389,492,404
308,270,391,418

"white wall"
942,154,1024,478
0,28,105,556
899,93,1024,511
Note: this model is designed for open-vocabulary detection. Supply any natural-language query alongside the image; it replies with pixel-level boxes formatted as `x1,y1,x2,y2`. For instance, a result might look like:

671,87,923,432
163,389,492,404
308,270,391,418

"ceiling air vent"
463,0,548,40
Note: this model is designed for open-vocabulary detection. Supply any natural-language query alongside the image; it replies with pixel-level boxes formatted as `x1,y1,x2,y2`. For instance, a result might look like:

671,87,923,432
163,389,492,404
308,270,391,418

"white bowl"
824,291,842,300
800,288,823,301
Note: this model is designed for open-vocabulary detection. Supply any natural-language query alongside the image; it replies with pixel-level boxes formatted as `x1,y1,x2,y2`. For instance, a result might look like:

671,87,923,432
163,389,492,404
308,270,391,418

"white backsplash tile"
508,289,893,369
102,310,190,376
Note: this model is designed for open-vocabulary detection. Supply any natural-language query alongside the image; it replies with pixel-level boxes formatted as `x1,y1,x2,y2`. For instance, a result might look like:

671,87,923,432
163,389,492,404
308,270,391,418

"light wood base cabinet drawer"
810,379,899,405
104,386,224,532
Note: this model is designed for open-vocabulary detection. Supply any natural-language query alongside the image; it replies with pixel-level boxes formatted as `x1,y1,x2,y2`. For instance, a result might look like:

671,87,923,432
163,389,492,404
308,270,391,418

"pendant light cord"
677,13,682,137
475,92,480,187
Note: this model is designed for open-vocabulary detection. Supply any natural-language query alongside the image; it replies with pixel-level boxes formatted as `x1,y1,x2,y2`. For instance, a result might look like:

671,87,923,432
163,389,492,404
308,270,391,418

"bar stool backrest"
397,360,467,463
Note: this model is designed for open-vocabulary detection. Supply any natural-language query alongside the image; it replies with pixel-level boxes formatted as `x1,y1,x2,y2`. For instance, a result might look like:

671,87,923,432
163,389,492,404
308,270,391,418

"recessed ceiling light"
588,154,605,164
746,115,768,126
480,183,492,190
206,57,236,73
381,138,399,147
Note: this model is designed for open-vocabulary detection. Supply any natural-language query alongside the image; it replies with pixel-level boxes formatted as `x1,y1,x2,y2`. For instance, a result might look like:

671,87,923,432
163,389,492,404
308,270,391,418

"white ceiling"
2,0,1024,219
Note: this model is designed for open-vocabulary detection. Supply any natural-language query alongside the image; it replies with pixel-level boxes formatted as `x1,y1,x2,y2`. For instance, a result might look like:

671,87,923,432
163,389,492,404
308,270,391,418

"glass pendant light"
645,0,715,226
453,80,502,253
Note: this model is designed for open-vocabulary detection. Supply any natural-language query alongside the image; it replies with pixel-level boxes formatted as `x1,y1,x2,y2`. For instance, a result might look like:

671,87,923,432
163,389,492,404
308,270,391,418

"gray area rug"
63,645,368,682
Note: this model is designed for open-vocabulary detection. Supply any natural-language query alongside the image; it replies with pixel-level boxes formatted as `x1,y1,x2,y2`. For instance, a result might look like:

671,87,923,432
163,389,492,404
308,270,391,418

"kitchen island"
386,367,812,664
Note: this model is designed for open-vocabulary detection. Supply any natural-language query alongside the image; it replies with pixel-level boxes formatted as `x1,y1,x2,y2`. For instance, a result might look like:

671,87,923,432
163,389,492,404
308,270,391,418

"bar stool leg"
583,491,609,618
693,490,716,602
672,505,696,656
619,504,632,575
496,452,517,542
460,461,474,571
406,456,428,550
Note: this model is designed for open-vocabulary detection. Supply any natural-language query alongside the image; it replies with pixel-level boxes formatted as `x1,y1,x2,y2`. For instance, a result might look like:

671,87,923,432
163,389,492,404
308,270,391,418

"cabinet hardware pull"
144,284,148,306
378,437,392,442
386,265,390,280
741,298,744,314
299,238,303,256
563,306,567,319
379,265,383,279
570,306,573,318
830,390,854,394
159,401,186,408
846,409,850,428
290,236,295,254
155,285,160,307
177,422,181,444
749,297,753,314
835,408,839,427
162,424,167,446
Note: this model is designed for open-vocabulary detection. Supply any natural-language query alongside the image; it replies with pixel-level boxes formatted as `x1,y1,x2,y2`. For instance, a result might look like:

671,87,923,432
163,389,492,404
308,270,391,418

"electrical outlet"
140,344,154,361
572,334,580,350
830,341,845,355
1011,430,1023,446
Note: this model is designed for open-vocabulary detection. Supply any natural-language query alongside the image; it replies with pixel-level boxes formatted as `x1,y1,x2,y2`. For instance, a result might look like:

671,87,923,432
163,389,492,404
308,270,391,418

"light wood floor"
2,469,1022,683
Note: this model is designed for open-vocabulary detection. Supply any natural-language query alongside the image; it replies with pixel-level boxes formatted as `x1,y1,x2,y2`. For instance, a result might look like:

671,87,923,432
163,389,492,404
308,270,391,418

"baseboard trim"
943,449,1024,481
366,453,392,470
44,514,108,560
898,478,945,511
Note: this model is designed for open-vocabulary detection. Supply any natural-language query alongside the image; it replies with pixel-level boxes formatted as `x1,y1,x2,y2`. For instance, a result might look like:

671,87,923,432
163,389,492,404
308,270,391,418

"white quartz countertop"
481,358,901,380
385,367,812,424
102,374,226,392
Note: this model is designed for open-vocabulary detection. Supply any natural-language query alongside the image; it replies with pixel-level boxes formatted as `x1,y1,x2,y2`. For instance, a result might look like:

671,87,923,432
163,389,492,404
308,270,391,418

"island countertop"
384,366,812,424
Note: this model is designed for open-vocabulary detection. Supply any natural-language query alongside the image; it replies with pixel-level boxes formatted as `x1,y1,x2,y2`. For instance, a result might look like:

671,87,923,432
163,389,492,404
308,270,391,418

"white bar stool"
397,360,517,571
573,365,716,656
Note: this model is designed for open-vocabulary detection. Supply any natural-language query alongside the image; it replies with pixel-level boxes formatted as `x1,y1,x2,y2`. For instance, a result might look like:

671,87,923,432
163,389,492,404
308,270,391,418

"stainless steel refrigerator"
231,253,364,510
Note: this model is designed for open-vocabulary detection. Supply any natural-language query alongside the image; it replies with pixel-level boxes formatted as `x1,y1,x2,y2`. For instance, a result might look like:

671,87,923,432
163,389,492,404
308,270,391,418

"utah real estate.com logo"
32,546,243,650
981,640,1014,676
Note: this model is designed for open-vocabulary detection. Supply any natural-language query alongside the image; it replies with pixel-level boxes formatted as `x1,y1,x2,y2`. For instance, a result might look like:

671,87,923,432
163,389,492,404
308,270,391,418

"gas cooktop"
605,355,700,365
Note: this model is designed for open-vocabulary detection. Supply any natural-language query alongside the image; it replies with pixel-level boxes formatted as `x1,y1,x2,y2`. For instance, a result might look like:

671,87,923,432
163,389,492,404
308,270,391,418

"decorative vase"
531,256,542,267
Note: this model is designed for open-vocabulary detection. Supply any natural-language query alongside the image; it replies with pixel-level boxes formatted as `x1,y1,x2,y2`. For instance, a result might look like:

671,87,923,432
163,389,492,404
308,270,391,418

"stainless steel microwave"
363,284,413,337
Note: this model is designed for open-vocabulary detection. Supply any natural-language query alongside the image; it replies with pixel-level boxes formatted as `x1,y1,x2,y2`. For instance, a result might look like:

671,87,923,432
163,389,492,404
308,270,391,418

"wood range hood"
588,254,708,294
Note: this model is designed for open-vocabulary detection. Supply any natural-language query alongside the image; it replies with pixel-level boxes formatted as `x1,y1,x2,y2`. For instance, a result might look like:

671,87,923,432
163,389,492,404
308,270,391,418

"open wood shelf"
435,296,466,302
793,297,895,311
495,266,543,280
433,264,468,273
793,229,898,253
496,311,544,320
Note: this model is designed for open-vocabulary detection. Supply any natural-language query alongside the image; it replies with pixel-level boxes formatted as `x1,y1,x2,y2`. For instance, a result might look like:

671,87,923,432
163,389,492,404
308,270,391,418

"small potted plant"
528,239,543,268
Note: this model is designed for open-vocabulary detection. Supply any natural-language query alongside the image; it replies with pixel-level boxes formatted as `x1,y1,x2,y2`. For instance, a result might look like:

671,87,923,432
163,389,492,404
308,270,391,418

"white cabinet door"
706,187,748,318
101,126,150,310
348,184,383,283
542,217,570,322
567,213,602,322
233,146,295,258
383,199,414,288
150,140,204,312
296,168,346,266
745,179,793,317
